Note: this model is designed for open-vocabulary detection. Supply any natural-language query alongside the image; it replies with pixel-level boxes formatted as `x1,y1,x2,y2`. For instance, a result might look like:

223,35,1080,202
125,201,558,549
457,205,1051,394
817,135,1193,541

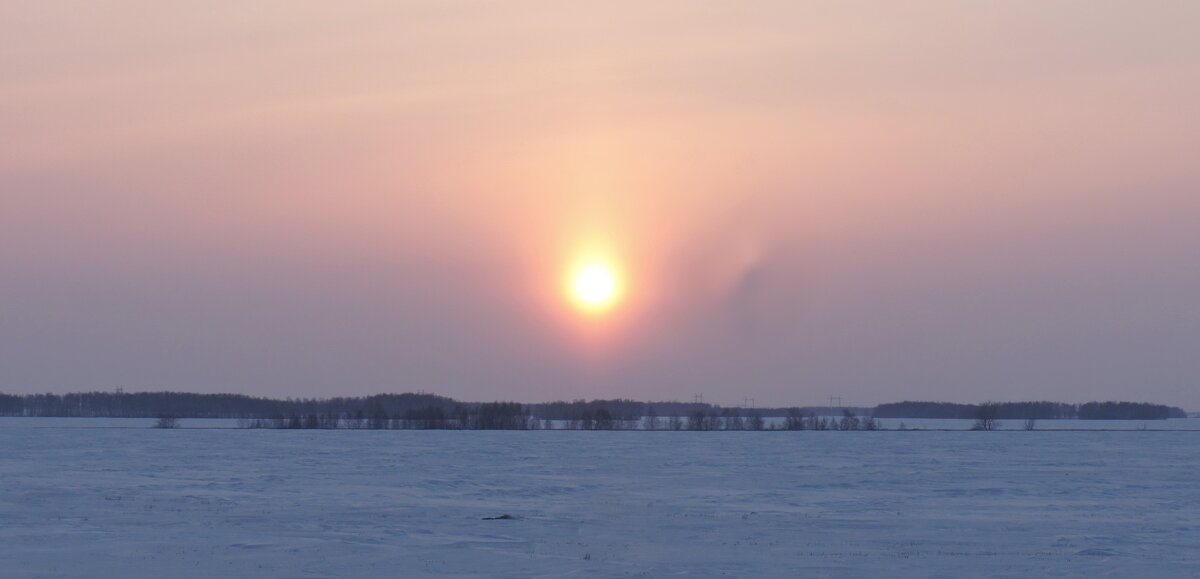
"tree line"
238,404,883,431
0,391,459,419
0,391,865,423
0,391,1186,425
874,400,1185,420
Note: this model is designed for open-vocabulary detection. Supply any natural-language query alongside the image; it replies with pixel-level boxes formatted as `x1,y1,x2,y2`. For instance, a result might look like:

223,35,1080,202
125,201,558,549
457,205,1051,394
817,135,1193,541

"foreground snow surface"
3,421,1199,577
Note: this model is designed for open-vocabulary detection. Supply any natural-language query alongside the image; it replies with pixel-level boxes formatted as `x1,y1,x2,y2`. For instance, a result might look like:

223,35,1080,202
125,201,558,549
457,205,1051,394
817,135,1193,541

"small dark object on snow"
482,514,518,520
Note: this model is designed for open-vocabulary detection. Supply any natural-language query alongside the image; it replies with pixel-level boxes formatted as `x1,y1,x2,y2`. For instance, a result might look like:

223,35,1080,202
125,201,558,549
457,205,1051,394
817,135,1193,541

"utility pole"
693,394,704,404
829,396,842,408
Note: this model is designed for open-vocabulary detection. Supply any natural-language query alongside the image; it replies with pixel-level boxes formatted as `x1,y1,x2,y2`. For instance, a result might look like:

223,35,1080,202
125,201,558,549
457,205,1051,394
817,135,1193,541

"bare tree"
747,412,765,431
369,409,389,430
723,408,745,430
806,414,829,431
838,409,860,431
642,407,659,431
972,403,1000,431
593,408,615,430
783,408,806,430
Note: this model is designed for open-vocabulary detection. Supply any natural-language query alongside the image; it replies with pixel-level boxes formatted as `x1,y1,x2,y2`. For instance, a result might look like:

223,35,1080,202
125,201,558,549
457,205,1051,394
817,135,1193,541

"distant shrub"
971,403,1000,431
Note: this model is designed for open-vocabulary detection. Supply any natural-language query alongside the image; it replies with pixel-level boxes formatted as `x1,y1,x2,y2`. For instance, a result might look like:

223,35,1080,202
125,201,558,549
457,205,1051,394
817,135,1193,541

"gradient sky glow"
3,1,1199,407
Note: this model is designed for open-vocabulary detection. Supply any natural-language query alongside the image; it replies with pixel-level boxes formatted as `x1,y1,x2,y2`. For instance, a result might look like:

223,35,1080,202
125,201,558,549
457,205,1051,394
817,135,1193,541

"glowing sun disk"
573,265,618,308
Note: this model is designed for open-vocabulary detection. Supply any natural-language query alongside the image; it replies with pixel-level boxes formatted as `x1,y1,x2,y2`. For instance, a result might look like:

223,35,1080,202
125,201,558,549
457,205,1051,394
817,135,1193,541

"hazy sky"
3,1,1198,407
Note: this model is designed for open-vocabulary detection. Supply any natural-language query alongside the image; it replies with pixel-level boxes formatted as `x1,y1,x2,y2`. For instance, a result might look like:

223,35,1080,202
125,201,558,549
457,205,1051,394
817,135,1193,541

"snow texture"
2,418,1199,577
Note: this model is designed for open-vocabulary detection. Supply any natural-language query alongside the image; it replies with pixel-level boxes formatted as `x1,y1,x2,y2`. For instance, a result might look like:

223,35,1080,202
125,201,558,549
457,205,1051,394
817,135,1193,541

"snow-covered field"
3,419,1198,577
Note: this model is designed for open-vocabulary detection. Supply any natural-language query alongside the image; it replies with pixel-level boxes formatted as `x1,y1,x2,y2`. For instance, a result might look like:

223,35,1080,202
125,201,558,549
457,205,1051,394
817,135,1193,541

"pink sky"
3,1,1199,407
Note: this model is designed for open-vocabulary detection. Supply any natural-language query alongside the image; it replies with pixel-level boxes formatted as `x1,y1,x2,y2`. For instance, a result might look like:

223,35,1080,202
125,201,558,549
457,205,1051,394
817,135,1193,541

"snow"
3,419,1199,577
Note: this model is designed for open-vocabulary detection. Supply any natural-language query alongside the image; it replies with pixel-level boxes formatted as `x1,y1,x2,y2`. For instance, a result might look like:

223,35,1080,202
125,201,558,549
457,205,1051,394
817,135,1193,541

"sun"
571,264,619,311
575,266,616,304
